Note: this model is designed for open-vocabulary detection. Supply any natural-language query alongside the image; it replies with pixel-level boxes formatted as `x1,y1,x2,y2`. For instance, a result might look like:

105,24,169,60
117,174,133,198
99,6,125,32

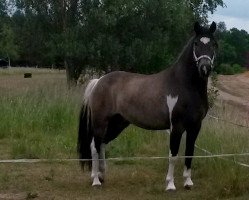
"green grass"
1,68,249,199
0,68,80,159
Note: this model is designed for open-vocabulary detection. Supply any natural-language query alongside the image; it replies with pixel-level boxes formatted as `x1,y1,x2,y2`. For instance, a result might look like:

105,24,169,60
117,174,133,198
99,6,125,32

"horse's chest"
167,93,208,123
184,98,208,122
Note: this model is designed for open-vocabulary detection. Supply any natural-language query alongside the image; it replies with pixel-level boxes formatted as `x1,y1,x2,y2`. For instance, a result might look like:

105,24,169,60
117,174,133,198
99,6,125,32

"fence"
0,114,248,165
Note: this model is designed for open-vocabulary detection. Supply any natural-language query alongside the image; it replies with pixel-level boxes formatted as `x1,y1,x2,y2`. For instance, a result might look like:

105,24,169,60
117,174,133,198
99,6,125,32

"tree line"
2,0,247,85
215,22,249,74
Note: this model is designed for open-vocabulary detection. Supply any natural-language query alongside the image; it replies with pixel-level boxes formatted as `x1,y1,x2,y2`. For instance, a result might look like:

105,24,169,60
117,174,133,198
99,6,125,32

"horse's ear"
194,22,202,35
209,21,216,33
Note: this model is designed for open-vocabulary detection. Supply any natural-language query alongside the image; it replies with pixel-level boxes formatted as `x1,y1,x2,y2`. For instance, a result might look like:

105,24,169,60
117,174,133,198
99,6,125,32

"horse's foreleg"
166,127,184,191
166,152,178,191
183,123,201,189
90,138,101,186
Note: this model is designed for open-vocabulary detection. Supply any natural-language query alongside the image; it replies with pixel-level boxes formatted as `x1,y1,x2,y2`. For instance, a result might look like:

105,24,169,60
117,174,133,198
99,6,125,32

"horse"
78,21,217,191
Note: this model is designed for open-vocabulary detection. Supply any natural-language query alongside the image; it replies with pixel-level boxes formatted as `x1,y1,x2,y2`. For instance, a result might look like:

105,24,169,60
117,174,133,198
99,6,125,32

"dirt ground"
216,71,249,120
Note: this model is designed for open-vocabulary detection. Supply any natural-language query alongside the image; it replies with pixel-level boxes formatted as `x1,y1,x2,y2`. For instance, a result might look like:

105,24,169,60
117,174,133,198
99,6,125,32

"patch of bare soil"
216,71,249,120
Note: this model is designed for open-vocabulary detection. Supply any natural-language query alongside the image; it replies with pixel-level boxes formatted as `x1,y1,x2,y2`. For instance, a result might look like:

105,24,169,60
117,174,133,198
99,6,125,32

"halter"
193,45,215,68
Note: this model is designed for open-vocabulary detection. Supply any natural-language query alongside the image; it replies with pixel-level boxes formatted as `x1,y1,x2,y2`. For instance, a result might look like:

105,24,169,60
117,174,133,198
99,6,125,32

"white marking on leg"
90,139,101,186
165,96,178,191
166,152,177,191
183,166,193,188
99,143,106,182
166,95,178,131
200,37,210,44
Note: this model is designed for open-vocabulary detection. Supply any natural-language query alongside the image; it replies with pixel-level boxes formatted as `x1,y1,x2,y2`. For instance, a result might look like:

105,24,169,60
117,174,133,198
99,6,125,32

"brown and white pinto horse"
78,22,217,191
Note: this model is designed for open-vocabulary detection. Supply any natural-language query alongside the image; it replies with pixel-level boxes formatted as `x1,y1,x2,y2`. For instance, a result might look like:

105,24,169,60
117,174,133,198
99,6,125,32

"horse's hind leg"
99,143,106,182
90,114,129,186
90,120,108,186
98,115,130,182
183,122,201,189
90,137,102,186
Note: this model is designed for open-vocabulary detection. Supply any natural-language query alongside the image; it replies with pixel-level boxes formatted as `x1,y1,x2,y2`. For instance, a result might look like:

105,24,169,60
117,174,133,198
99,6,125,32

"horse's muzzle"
198,58,212,77
200,64,211,77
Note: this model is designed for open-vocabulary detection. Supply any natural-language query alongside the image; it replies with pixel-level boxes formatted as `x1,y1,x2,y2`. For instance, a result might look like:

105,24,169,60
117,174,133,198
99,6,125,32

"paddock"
0,68,249,199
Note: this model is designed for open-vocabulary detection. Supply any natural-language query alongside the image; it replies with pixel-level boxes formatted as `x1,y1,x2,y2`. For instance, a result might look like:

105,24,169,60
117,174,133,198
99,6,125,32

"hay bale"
24,73,32,78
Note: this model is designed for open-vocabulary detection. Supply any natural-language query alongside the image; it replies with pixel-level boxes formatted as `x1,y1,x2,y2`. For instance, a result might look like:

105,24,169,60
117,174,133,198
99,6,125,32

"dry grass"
0,68,66,96
1,157,249,200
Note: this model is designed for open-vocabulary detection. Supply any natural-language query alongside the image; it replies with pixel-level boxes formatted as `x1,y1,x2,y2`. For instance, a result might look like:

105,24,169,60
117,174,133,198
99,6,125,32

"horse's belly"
118,99,170,130
127,113,170,130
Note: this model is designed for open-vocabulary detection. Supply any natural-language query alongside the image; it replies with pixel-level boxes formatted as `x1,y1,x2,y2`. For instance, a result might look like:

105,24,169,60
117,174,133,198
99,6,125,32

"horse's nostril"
207,65,211,72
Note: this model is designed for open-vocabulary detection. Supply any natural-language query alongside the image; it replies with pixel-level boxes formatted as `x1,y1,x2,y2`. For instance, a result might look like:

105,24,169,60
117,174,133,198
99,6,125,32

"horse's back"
89,71,146,109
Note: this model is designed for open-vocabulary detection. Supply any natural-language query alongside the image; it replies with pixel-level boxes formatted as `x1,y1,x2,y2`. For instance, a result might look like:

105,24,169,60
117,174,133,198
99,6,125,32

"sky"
208,0,249,33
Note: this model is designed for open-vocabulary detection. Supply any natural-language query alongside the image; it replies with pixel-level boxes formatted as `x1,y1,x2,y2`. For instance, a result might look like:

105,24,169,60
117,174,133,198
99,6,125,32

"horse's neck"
172,44,209,95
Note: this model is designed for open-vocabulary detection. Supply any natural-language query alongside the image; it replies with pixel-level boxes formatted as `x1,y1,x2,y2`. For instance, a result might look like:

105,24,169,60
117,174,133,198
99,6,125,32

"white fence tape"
1,152,249,163
207,114,249,129
195,145,249,168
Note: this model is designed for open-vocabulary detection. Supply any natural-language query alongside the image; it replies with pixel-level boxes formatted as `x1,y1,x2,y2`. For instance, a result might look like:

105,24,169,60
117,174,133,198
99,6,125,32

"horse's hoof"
184,185,192,190
92,178,102,187
166,188,176,192
99,177,105,183
98,173,105,183
92,182,101,187
184,178,193,190
166,182,176,191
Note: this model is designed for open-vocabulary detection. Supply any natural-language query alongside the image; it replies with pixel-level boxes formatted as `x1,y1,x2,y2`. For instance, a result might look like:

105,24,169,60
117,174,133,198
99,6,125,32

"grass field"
0,68,249,200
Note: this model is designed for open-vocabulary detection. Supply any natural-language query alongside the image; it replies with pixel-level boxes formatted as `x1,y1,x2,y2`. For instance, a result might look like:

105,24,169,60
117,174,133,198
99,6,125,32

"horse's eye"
194,41,198,46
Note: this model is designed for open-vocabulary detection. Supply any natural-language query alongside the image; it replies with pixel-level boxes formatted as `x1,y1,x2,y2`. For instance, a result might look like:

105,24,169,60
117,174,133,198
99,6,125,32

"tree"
188,0,225,22
13,0,84,86
215,23,249,67
226,28,249,65
8,0,225,86
0,24,19,66
217,39,237,65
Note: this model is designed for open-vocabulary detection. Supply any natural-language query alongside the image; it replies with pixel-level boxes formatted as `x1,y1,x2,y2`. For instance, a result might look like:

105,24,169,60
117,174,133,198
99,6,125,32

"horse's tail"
77,79,99,170
77,105,92,170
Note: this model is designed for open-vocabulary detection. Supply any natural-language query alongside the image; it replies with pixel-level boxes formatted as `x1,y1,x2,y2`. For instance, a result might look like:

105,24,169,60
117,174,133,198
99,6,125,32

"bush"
208,72,219,108
232,64,245,74
215,63,245,75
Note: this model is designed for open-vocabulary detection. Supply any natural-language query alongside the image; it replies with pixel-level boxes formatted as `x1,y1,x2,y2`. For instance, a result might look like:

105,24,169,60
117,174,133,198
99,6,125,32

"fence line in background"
195,145,249,168
200,114,249,168
207,114,249,129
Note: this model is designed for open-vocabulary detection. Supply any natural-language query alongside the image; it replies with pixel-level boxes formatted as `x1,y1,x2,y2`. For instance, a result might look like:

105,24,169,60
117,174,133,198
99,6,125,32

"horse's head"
193,21,217,78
